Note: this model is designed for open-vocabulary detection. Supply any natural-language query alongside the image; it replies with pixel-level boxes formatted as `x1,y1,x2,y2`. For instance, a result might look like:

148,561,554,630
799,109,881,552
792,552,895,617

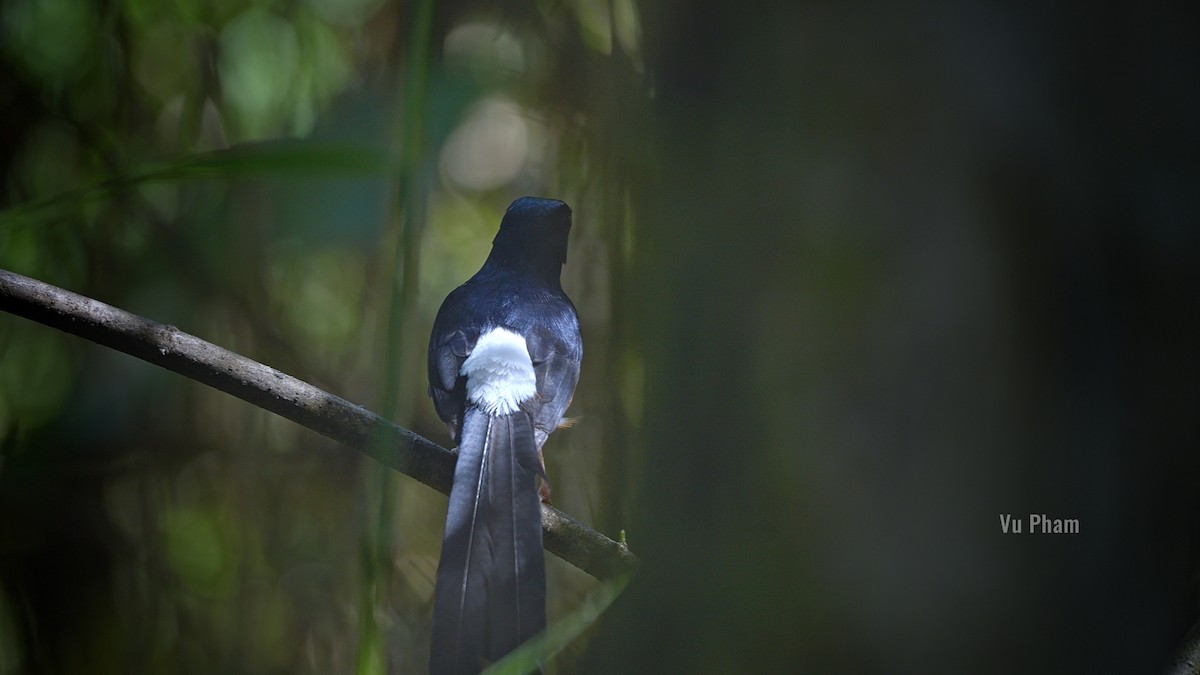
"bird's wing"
428,327,474,444
524,325,582,447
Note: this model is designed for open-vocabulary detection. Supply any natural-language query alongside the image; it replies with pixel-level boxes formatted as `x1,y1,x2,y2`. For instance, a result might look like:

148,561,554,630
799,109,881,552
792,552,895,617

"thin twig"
0,268,638,581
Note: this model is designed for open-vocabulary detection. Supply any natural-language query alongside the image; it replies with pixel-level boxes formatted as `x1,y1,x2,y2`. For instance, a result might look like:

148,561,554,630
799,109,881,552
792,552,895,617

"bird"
427,197,583,674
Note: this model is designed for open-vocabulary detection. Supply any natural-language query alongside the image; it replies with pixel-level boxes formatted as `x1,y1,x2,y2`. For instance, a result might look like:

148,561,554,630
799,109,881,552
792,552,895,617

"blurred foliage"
589,3,1200,675
0,0,648,672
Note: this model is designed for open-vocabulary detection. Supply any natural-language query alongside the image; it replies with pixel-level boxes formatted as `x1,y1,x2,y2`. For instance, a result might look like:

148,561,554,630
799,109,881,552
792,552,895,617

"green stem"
356,0,437,673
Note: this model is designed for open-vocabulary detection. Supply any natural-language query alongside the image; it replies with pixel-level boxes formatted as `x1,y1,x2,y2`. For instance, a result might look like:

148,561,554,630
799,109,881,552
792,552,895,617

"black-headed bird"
427,197,582,674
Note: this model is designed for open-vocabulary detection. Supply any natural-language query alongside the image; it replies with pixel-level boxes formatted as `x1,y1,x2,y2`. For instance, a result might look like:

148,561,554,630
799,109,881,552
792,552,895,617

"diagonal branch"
0,268,637,581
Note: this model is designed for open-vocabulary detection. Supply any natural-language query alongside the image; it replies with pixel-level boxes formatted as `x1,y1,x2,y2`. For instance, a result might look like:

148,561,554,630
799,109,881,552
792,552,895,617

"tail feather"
431,407,546,675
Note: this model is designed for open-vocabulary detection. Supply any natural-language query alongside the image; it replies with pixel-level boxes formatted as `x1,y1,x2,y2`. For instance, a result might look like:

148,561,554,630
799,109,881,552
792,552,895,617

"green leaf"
0,141,396,227
484,574,633,675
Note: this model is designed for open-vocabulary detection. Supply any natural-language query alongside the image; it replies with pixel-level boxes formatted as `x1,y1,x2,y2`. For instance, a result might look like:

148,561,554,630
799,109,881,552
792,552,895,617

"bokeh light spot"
1,0,98,88
439,97,530,192
218,9,301,140
163,509,226,592
444,22,526,73
133,22,200,103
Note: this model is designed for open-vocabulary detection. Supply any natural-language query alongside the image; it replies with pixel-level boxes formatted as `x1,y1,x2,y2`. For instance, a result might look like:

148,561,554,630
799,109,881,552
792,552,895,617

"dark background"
1,1,1198,673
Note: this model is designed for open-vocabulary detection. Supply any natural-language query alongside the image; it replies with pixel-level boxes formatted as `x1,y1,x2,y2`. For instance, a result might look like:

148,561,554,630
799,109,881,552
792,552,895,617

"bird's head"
487,197,573,279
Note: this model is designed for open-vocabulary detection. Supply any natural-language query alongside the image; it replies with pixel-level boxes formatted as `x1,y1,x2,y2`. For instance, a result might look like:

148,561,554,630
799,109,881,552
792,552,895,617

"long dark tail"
431,406,546,675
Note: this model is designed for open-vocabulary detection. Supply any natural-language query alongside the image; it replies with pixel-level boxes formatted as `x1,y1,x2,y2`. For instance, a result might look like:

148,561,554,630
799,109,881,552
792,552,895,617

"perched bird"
427,197,583,674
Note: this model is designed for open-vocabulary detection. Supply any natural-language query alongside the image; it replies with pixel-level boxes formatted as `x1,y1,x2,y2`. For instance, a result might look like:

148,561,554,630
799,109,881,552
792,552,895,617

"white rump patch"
461,327,536,416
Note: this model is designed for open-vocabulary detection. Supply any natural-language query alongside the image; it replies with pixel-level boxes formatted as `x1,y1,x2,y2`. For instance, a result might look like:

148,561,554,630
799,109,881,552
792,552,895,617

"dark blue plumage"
428,197,582,674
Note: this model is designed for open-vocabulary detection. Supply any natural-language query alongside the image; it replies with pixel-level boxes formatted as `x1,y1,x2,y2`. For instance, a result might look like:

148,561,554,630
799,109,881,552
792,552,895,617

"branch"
0,268,637,581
